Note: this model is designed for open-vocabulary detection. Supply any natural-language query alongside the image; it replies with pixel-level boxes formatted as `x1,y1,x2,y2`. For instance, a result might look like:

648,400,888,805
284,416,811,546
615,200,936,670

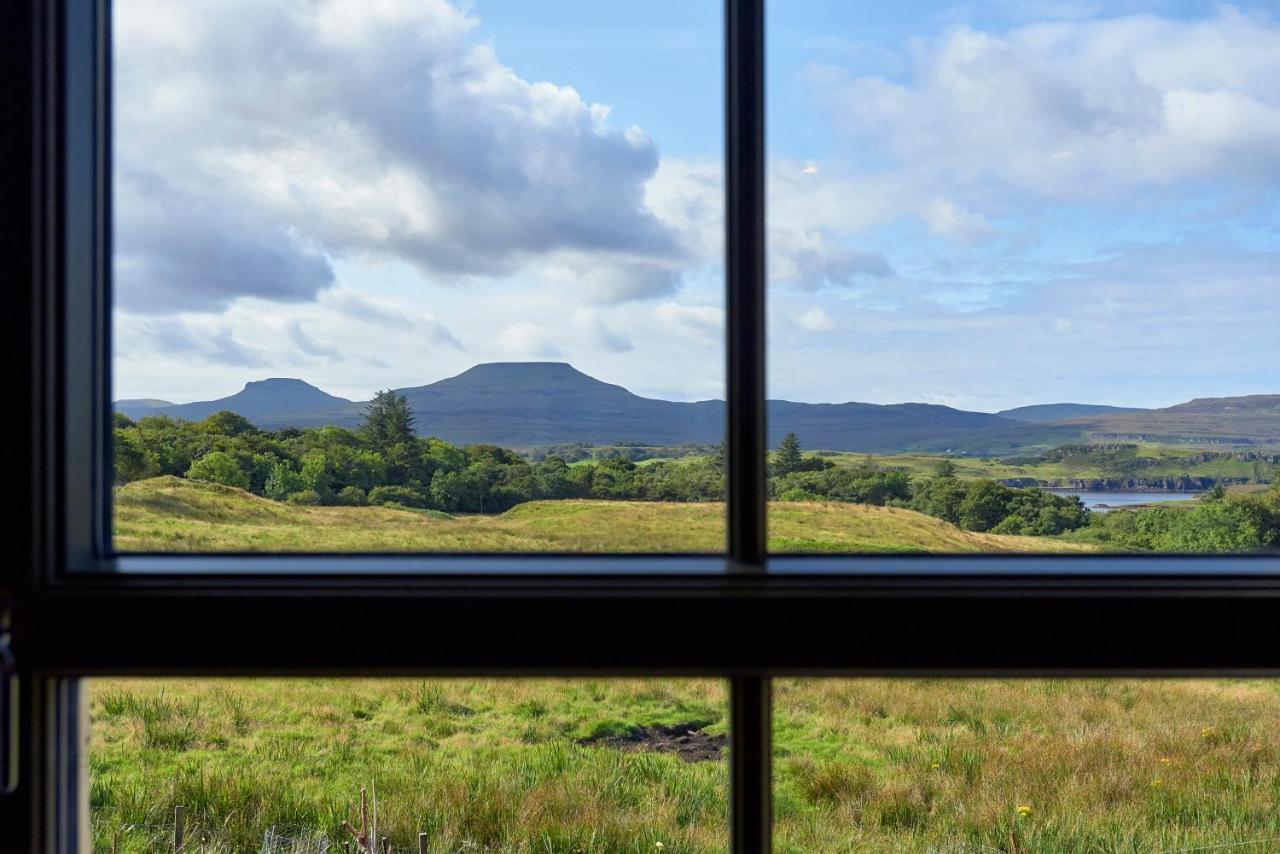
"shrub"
185,451,249,490
335,485,367,506
368,485,427,508
286,489,323,505
778,488,821,502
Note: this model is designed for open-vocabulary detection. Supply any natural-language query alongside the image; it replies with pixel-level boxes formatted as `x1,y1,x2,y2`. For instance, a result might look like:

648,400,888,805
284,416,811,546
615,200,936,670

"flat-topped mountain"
114,362,1280,453
1165,395,1280,414
997,403,1147,423
115,378,359,427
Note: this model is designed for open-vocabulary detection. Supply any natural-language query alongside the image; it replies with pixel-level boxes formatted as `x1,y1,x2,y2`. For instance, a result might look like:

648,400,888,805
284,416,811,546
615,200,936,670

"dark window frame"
3,0,1280,851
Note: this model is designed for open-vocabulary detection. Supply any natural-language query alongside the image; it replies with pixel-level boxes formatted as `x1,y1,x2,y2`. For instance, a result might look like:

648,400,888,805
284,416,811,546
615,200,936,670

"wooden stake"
173,805,185,853
419,832,428,854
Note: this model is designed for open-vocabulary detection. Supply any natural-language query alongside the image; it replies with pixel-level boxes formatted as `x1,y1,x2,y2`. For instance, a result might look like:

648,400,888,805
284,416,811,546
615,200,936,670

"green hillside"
114,477,1092,554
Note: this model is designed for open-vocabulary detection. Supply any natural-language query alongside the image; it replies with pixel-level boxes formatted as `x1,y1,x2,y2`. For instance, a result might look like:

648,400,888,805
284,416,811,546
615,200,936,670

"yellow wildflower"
1016,805,1032,817
1151,778,1164,788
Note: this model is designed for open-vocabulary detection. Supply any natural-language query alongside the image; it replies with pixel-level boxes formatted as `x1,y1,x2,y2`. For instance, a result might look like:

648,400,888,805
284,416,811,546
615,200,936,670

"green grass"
90,679,728,852
113,477,1092,554
91,678,1280,852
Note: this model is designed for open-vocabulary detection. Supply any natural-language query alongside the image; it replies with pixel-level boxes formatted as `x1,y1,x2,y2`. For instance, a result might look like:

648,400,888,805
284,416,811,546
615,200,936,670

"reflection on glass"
766,2,1280,555
111,1,724,554
775,679,1280,850
90,678,727,850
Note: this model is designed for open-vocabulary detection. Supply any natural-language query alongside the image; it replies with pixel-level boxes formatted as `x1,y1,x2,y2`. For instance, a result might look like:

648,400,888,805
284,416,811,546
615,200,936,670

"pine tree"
362,390,417,452
774,432,804,476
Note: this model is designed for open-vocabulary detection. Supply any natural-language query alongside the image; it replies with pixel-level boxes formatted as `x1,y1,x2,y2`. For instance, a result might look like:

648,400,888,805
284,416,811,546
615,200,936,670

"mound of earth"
579,722,724,763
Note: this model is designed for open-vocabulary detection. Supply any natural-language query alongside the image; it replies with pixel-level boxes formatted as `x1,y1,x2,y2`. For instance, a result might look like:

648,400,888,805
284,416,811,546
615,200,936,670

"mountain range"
114,362,1280,454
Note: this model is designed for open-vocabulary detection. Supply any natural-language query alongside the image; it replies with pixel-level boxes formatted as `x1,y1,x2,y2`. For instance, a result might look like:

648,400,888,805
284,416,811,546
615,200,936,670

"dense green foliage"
770,441,1090,537
114,406,1096,536
113,397,726,513
1070,488,1280,552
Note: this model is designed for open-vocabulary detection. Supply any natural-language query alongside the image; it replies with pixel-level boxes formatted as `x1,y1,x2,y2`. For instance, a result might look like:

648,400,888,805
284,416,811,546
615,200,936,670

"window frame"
4,0,1280,851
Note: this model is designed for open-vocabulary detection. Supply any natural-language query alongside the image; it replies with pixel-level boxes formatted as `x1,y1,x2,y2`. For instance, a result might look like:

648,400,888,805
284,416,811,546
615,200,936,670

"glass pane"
766,2,1280,556
111,1,725,554
775,678,1280,850
90,678,728,850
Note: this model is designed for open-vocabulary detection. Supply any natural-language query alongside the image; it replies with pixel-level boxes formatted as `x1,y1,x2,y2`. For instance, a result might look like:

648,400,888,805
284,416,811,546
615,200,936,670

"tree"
710,440,727,475
186,450,250,490
200,410,257,437
263,460,304,501
774,432,804,476
361,390,417,452
113,428,157,484
932,459,958,479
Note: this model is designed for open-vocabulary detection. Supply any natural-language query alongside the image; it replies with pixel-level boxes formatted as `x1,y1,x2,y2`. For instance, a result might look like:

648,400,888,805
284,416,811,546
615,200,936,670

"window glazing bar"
726,0,767,572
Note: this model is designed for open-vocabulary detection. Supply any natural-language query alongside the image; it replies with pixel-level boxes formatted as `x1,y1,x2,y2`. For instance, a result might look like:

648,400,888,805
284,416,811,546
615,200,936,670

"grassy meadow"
91,678,1280,852
98,478,1280,852
114,476,1092,554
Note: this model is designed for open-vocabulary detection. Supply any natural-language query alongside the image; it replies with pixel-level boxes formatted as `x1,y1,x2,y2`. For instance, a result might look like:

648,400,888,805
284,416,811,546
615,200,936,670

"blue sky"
112,0,1280,412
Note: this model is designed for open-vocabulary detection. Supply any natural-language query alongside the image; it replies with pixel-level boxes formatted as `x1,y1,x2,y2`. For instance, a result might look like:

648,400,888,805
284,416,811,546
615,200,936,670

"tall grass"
91,678,1280,852
91,679,728,852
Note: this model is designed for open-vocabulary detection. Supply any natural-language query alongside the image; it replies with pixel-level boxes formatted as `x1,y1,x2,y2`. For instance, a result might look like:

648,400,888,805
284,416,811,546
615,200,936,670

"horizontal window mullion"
23,588,1280,673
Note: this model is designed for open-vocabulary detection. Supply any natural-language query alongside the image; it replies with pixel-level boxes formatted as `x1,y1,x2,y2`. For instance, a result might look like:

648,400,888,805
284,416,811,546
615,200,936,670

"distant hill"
997,403,1147,423
114,362,1280,453
1067,396,1280,448
116,378,360,428
114,398,173,414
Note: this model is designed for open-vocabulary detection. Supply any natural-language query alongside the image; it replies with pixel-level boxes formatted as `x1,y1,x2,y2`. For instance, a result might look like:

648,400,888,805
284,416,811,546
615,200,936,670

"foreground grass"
92,678,1280,852
91,679,727,852
114,477,1092,554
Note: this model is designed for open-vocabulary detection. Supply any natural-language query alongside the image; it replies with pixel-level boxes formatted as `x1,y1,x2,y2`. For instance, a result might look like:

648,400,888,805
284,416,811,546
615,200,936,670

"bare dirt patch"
579,722,725,763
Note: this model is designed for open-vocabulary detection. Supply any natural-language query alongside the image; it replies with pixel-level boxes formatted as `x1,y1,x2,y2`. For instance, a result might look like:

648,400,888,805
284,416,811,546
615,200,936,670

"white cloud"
114,0,683,312
918,198,996,242
287,321,341,361
794,306,836,332
571,309,634,353
496,322,562,358
816,8,1280,201
654,302,724,340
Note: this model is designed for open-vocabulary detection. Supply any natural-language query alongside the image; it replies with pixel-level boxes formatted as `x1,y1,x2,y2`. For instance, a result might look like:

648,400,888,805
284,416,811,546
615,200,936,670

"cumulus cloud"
816,7,1280,201
114,0,684,312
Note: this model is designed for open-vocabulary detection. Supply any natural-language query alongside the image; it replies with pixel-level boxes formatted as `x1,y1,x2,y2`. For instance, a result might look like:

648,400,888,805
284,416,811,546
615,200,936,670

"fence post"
418,832,428,854
173,805,185,853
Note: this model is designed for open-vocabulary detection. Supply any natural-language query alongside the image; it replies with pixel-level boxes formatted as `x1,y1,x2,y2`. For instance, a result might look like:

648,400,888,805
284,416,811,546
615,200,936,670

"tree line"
114,397,1100,538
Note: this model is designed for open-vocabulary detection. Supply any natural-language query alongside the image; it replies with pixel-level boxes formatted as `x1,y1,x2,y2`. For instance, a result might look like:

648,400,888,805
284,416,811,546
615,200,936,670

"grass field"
90,678,1280,852
114,477,1092,554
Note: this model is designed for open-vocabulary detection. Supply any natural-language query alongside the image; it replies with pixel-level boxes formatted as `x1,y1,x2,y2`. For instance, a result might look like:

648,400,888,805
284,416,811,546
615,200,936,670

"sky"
112,0,1280,412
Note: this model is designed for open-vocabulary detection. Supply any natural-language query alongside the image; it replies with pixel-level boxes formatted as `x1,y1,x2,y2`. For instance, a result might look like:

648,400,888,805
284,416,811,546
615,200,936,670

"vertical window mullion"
725,0,766,571
726,0,771,851
731,675,773,854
